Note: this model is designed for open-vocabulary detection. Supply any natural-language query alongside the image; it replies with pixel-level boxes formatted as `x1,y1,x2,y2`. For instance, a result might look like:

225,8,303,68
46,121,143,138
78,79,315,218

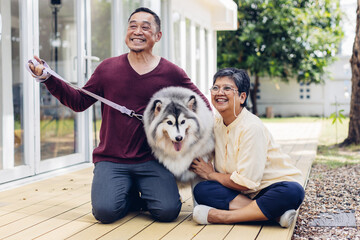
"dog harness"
26,58,143,121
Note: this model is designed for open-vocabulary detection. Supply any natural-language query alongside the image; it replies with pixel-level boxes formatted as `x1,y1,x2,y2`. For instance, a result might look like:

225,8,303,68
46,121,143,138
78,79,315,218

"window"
299,82,311,100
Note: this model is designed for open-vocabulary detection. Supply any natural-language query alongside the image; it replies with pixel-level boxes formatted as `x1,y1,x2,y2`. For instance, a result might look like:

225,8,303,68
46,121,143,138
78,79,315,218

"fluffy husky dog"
143,87,214,185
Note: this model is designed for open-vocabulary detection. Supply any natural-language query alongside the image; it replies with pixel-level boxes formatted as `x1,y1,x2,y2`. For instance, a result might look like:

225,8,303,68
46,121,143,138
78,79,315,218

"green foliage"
329,109,345,124
217,0,344,84
328,109,346,144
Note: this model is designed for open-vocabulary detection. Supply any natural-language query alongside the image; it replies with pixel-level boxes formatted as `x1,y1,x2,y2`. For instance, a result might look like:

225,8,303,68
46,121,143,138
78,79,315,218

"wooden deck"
0,121,322,240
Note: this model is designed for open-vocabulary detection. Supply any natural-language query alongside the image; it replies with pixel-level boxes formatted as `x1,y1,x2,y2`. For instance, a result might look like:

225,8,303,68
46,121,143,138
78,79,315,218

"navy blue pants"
193,181,304,220
91,161,182,223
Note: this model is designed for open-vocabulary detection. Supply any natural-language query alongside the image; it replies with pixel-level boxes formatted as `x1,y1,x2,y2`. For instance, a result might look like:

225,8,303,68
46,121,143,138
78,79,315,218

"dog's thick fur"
143,87,214,185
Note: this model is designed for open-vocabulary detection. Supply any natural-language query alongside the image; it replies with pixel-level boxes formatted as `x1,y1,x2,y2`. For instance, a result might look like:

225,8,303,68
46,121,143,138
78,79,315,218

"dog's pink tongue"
173,142,182,151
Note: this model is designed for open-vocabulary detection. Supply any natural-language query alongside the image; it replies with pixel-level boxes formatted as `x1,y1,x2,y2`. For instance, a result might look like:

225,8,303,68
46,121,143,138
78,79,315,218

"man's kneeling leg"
91,161,133,224
136,160,182,222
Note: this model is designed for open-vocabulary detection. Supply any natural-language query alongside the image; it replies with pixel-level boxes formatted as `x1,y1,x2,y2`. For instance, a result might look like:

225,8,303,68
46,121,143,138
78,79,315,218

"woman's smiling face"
211,76,246,120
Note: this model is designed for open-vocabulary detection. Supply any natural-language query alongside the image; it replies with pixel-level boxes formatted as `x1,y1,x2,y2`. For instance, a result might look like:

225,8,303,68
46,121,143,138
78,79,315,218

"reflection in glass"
39,0,78,160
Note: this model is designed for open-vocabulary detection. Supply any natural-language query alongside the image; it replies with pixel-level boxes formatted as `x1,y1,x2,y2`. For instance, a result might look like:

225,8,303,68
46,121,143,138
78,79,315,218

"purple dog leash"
26,58,143,121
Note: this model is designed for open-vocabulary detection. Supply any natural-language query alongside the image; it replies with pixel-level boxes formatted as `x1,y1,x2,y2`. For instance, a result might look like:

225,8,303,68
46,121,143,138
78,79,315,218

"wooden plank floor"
0,121,322,240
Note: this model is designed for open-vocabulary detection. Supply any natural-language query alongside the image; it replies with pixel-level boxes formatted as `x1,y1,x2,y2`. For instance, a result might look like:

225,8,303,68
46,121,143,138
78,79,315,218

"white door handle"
84,55,100,62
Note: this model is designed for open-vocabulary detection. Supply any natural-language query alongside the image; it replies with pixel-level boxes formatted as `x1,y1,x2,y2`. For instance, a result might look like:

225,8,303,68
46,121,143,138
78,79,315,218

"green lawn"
315,117,359,167
40,118,76,138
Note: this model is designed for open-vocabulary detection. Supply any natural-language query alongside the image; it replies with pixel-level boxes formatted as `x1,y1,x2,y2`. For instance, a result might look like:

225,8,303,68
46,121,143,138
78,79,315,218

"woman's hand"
190,157,215,180
191,158,249,192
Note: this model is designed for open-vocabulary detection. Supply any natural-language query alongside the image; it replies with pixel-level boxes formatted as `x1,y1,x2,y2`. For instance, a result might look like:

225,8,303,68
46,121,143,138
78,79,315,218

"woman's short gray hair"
213,68,250,107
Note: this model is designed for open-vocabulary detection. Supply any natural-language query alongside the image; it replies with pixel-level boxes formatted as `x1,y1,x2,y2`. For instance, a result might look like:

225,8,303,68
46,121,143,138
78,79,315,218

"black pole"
50,0,61,72
53,7,58,72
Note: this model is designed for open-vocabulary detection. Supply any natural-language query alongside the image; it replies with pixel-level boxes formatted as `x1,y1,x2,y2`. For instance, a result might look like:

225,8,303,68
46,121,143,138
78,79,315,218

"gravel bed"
292,164,360,240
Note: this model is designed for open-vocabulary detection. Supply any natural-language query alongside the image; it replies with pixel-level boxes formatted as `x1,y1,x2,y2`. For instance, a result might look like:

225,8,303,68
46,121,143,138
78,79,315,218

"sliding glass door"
0,0,92,184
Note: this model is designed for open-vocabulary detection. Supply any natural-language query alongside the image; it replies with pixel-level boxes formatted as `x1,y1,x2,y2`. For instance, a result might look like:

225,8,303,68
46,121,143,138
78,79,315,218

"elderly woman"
190,68,304,228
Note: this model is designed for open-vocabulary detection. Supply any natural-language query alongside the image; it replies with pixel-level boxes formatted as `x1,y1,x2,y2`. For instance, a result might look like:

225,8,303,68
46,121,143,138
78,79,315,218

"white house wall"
256,78,325,117
256,64,351,117
172,0,213,29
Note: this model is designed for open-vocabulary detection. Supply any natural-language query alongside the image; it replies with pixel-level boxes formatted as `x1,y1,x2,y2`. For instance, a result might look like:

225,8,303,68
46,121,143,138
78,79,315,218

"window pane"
39,0,78,160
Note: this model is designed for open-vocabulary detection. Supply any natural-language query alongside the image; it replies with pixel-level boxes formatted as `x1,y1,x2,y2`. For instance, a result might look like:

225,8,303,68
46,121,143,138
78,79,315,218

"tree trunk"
341,0,360,146
250,74,259,115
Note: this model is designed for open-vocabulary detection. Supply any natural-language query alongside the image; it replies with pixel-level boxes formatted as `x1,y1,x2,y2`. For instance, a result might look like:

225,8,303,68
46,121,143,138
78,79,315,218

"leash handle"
26,58,142,120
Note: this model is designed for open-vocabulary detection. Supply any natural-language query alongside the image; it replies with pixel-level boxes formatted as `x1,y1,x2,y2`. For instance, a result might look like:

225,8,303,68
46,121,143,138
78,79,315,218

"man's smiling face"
125,11,162,53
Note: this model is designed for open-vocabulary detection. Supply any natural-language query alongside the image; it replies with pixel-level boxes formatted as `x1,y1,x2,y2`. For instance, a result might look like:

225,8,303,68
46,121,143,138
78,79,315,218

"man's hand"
28,56,45,76
190,157,215,180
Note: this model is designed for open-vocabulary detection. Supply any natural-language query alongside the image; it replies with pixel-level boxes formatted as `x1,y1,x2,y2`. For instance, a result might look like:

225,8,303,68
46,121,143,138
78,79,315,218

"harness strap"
26,58,143,121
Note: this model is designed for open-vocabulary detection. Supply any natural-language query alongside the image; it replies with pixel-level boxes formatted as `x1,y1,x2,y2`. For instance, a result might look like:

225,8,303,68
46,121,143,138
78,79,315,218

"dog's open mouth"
172,141,182,151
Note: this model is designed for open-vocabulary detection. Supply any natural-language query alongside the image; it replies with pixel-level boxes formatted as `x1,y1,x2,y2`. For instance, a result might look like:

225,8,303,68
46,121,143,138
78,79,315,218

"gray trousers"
91,160,182,223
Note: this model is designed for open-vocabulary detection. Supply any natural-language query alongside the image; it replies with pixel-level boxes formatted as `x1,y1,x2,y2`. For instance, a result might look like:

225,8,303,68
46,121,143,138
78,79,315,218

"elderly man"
29,7,209,224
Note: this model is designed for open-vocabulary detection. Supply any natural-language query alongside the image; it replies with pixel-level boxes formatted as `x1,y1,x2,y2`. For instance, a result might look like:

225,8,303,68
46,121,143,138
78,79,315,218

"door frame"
0,0,35,184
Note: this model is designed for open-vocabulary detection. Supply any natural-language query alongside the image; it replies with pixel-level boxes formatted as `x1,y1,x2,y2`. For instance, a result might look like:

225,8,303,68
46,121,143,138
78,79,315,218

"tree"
341,0,360,146
217,0,343,115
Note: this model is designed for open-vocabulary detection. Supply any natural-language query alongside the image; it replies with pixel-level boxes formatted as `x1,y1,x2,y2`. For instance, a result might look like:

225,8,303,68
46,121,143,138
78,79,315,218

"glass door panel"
38,0,78,161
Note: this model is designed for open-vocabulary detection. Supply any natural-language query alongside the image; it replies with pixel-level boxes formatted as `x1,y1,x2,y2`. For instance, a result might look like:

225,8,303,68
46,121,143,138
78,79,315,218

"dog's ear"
153,100,162,117
187,95,197,112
